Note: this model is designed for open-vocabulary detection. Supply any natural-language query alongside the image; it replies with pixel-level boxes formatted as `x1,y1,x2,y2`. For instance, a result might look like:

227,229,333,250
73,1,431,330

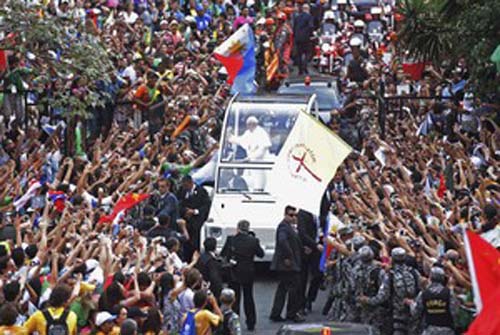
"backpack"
215,309,235,335
180,309,199,335
42,309,70,335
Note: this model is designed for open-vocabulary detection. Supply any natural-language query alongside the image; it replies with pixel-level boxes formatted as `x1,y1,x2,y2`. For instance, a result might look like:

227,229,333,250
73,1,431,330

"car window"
221,102,303,163
278,83,340,111
217,167,272,194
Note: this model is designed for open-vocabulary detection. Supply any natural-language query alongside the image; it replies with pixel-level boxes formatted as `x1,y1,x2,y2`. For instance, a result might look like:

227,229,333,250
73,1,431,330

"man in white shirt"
230,116,271,161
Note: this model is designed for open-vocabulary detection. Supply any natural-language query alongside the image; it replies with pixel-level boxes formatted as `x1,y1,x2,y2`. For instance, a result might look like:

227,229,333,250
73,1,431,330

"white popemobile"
201,93,318,261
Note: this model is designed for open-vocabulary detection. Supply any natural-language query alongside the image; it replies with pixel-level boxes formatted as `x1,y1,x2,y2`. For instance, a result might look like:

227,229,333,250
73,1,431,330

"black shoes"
287,313,306,323
269,315,286,322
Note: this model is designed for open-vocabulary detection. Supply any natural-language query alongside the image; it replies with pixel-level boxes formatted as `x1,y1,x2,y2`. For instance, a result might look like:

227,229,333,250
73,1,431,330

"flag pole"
463,229,482,313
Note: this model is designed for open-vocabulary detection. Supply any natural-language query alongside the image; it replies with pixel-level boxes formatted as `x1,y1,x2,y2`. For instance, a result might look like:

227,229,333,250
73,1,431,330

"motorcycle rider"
333,0,350,26
366,7,386,44
351,20,367,47
322,10,339,35
346,37,369,83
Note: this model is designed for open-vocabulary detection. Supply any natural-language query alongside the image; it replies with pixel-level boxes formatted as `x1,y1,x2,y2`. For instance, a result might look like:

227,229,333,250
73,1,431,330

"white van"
201,94,318,261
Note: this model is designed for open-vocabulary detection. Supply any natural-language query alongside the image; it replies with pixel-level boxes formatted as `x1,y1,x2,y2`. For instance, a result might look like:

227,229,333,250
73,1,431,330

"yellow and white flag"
268,111,352,215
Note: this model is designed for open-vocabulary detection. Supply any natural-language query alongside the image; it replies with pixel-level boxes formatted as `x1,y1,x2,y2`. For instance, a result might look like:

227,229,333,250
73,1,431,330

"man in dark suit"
154,178,180,231
270,206,305,323
293,4,314,75
297,209,324,314
196,237,223,300
177,175,211,261
221,220,264,331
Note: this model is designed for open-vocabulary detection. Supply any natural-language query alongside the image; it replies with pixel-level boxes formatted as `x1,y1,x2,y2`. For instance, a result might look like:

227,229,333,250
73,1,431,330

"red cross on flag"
268,111,352,215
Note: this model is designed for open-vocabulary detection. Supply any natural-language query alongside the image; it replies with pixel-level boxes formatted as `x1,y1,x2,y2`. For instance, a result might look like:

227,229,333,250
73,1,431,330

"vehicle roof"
233,94,312,104
277,322,373,335
283,75,338,85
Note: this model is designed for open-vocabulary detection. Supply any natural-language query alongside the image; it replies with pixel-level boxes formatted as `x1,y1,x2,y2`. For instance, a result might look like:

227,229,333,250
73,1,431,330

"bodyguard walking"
293,4,314,75
269,206,305,323
221,220,264,331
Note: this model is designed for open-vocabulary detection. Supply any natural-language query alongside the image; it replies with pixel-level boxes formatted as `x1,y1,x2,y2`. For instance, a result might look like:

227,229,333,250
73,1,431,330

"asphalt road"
239,265,329,335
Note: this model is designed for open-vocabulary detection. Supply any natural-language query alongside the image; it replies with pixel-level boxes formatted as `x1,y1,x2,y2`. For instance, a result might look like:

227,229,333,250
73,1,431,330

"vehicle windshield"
351,0,378,5
278,83,340,111
322,23,336,36
367,21,383,33
221,102,304,163
217,167,272,194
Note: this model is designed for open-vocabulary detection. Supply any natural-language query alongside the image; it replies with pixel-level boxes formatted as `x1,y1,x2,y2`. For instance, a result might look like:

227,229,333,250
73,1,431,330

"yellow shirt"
0,325,28,335
195,309,221,335
96,326,121,335
24,307,78,335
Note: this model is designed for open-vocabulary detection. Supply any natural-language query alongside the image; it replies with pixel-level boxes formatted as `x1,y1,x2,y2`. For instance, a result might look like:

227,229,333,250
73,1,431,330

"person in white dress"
229,116,272,191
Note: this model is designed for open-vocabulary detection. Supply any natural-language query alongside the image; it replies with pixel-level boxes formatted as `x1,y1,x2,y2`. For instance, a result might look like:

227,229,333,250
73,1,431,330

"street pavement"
240,266,329,335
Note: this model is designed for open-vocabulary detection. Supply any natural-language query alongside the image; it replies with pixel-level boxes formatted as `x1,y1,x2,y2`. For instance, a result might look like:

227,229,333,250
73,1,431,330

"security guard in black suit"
269,206,305,323
221,220,264,331
297,209,324,314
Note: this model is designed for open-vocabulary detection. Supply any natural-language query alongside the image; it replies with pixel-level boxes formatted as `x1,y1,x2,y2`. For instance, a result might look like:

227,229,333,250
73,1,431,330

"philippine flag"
214,24,256,95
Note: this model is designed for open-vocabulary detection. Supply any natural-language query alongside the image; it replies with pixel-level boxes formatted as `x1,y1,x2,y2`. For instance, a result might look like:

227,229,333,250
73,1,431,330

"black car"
278,76,342,123
277,322,374,335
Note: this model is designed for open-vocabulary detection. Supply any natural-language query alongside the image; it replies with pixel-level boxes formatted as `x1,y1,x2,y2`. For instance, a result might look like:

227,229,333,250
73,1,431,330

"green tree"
0,1,115,117
398,0,500,98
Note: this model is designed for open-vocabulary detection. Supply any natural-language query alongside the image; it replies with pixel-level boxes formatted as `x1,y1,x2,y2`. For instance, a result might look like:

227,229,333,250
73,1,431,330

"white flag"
268,111,352,214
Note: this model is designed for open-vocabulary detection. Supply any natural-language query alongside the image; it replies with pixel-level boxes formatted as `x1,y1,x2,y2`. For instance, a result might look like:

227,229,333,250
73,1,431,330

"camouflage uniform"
365,248,420,335
410,268,459,335
338,236,366,323
327,250,347,321
354,246,388,335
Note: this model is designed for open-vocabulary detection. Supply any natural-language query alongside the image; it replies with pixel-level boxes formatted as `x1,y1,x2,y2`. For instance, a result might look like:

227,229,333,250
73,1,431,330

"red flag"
467,288,500,335
402,62,425,80
437,174,446,199
464,230,500,335
0,50,7,72
98,193,149,224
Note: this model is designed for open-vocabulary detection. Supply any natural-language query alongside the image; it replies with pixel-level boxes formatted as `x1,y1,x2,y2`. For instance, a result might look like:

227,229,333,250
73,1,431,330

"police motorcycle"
349,20,368,48
366,7,385,47
314,10,343,74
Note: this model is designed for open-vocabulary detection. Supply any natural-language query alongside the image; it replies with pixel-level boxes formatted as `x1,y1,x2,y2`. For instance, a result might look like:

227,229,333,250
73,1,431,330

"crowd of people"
0,0,499,335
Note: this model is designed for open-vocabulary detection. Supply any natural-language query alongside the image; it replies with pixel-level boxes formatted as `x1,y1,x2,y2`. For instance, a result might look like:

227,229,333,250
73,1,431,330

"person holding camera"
221,220,264,332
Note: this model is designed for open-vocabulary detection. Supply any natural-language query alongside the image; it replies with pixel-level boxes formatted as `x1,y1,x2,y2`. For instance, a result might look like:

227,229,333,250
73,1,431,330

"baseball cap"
95,311,116,327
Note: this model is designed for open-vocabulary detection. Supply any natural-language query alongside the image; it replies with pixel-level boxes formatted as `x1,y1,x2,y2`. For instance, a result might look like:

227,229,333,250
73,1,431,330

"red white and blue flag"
214,23,256,94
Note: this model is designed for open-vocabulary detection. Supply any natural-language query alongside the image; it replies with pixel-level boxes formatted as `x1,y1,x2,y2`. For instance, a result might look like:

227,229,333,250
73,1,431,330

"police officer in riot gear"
405,266,459,335
359,247,420,335
355,246,387,335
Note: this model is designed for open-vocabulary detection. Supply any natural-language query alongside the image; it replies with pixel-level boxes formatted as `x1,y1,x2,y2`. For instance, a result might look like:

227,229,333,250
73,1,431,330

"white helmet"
337,0,347,4
349,36,362,47
323,10,335,21
354,20,365,28
370,7,382,15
